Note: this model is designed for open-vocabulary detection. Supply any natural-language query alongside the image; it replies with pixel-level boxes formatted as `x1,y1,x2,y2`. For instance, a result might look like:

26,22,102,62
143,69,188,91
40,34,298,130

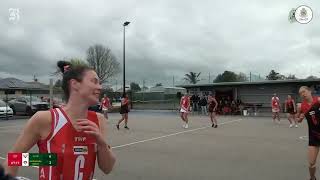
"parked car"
42,97,65,108
52,98,65,108
8,96,49,115
88,103,102,113
0,100,13,118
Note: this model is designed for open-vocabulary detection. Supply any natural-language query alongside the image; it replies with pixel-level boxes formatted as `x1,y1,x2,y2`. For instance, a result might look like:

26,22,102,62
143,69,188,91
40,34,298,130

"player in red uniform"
284,95,298,128
180,92,191,129
297,86,320,180
271,93,281,124
3,61,116,179
208,93,218,128
116,93,130,130
101,94,111,119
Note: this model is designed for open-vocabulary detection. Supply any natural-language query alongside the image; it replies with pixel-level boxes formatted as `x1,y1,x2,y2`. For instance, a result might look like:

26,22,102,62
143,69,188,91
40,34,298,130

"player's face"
299,88,311,100
288,95,291,99
78,70,102,105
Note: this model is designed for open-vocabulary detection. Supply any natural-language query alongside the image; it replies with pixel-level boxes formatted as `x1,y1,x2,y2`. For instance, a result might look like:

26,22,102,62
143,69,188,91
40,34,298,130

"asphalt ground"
0,111,312,180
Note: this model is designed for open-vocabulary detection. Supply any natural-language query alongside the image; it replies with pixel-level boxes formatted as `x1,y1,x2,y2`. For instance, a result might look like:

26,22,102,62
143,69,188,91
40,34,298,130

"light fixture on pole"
123,21,130,95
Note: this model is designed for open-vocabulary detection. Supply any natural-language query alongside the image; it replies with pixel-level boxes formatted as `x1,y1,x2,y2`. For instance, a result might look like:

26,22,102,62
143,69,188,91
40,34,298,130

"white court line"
16,177,32,180
0,119,242,171
112,119,243,149
0,125,23,129
299,135,308,141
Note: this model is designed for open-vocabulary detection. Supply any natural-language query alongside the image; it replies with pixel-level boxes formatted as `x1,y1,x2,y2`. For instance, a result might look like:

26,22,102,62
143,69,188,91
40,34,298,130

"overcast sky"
0,0,319,87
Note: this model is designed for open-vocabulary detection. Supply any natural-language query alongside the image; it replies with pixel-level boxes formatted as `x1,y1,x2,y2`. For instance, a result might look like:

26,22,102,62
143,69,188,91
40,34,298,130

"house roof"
0,78,49,90
177,79,320,88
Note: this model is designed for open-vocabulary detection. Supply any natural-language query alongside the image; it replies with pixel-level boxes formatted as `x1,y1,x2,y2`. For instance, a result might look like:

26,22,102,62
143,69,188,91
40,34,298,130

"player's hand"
297,114,304,123
77,119,104,145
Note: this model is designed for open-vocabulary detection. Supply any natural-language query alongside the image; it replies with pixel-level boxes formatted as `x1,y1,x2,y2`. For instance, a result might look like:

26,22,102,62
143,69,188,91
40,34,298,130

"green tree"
142,86,149,91
237,72,248,81
214,71,239,82
266,70,285,80
286,74,298,80
70,58,88,66
184,72,201,84
130,82,141,92
53,58,88,76
306,75,318,80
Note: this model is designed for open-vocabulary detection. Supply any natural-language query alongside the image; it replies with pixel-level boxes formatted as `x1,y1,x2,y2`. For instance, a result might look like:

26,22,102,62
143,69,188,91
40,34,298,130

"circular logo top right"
295,5,313,24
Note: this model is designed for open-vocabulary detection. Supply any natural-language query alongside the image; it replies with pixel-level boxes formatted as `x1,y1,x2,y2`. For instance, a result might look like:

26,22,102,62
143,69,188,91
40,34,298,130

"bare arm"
296,103,304,123
96,113,116,174
284,100,287,112
213,98,218,110
3,111,50,176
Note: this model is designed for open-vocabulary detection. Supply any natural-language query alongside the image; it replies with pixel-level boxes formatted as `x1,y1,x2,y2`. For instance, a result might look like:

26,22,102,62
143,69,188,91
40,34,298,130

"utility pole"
142,79,145,101
172,76,175,87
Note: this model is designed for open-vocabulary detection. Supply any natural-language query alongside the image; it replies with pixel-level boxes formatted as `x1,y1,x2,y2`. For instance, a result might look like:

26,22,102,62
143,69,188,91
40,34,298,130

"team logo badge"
289,5,313,24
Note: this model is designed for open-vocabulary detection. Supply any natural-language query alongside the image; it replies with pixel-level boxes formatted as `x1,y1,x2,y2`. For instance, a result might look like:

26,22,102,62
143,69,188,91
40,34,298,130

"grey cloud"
0,0,320,86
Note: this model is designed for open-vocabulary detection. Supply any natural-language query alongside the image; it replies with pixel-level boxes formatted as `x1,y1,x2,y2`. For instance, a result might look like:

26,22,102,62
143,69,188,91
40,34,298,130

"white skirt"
272,108,280,113
180,108,188,113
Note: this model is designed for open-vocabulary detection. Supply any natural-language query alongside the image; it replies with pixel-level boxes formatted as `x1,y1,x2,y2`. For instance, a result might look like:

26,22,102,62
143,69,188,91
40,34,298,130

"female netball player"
208,93,218,128
3,61,116,179
297,86,320,180
101,94,111,119
180,92,191,129
116,93,130,130
284,95,298,128
271,93,281,124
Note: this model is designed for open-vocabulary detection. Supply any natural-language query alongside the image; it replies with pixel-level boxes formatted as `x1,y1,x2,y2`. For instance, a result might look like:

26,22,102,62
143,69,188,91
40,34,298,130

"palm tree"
184,72,201,84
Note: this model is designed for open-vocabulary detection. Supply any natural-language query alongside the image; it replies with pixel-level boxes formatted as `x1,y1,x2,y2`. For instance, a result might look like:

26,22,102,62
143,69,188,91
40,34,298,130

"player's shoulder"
28,110,52,129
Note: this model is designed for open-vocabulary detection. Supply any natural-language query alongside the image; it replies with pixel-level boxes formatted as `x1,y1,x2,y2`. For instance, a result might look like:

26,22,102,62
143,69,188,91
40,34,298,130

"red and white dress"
180,96,190,113
37,108,99,180
101,97,110,111
271,97,280,113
